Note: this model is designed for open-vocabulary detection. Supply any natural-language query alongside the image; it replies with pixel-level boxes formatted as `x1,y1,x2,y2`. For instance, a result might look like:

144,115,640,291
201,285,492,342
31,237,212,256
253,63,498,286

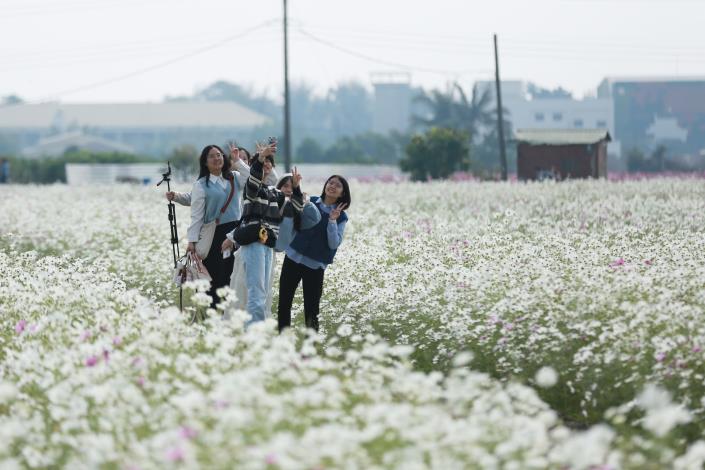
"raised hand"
165,191,175,201
228,142,239,161
291,166,302,188
257,142,277,160
329,203,347,221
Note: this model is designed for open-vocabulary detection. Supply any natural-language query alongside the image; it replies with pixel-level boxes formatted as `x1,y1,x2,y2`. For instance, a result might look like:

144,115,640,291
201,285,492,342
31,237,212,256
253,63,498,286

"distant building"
21,131,135,158
597,77,705,159
474,81,619,167
0,101,270,157
514,128,610,181
372,72,412,134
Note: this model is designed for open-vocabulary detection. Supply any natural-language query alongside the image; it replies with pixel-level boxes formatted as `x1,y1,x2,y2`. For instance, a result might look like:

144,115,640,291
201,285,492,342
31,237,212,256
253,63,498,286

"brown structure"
515,129,611,181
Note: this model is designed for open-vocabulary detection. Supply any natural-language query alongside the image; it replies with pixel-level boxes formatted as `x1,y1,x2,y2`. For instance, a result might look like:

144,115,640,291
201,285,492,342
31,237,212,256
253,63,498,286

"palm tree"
411,82,496,140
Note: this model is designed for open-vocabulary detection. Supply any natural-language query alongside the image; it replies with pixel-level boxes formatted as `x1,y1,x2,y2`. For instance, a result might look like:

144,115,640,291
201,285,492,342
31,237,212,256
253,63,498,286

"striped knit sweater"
240,157,303,241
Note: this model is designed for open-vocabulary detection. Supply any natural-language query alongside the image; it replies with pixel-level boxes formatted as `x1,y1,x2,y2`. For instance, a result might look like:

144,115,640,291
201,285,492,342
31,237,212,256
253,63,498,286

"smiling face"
206,147,224,175
279,179,293,197
324,177,344,201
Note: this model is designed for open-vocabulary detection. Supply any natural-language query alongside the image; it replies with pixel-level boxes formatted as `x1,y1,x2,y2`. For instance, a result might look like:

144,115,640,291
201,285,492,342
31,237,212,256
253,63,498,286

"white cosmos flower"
535,366,558,388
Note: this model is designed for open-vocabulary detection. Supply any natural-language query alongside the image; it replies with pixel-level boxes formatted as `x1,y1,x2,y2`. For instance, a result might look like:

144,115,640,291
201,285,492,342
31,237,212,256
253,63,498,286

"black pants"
277,255,325,332
202,221,236,308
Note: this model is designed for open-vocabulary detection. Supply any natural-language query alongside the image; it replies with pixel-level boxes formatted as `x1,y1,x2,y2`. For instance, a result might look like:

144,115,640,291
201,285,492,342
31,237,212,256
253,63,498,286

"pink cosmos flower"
137,376,145,387
655,352,666,362
112,336,123,346
80,330,92,342
179,426,198,440
85,356,98,367
165,447,184,462
103,349,110,362
265,453,277,465
15,320,27,334
693,346,702,353
609,258,625,268
29,324,38,333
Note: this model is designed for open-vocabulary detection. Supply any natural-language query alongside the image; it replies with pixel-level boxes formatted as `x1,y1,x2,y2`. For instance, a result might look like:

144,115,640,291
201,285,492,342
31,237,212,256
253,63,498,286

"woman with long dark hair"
277,175,351,332
183,144,258,307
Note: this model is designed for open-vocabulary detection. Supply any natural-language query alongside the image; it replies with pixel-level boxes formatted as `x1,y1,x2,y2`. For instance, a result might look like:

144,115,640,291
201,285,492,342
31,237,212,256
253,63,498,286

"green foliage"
167,144,199,181
324,136,370,164
4,150,156,184
295,132,406,165
400,127,470,181
626,145,687,172
295,137,325,163
412,82,494,137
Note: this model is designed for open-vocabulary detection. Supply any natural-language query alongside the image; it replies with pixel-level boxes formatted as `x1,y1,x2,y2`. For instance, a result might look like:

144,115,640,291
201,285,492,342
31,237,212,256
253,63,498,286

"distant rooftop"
21,131,135,158
0,101,270,129
600,76,705,85
514,128,611,145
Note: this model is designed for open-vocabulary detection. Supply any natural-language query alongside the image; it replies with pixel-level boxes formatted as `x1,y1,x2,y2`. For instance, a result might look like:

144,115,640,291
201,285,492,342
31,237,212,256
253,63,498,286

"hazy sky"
2,0,704,103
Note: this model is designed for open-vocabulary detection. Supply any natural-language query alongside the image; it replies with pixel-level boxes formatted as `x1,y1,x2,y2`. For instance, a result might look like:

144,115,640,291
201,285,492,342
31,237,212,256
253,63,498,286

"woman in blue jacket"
277,175,350,332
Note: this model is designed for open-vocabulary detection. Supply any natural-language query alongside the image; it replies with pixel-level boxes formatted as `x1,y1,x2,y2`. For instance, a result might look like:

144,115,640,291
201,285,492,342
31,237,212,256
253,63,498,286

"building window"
574,119,584,128
553,112,563,121
535,112,544,122
596,120,607,128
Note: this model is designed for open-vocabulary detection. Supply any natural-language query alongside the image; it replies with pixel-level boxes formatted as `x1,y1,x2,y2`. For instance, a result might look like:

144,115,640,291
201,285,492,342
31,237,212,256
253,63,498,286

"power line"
36,19,279,102
295,26,491,77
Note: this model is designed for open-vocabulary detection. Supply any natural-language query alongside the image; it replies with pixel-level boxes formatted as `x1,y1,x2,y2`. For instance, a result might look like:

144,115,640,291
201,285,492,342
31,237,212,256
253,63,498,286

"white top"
187,166,247,242
183,160,279,242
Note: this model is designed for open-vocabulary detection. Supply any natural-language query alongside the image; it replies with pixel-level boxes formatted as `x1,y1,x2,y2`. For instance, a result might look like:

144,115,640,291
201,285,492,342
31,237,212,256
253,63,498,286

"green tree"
412,82,494,138
325,136,369,164
6,150,154,184
356,132,398,164
327,81,373,138
1,94,23,106
400,127,470,181
295,137,325,163
169,144,199,181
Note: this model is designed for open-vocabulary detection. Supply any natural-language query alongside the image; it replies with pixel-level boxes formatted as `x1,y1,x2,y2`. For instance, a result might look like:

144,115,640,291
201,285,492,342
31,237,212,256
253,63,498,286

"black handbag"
232,221,276,248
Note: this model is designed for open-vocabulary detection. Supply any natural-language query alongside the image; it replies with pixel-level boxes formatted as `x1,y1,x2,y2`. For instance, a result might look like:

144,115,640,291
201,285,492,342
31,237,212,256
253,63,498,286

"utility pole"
283,0,292,172
494,34,508,181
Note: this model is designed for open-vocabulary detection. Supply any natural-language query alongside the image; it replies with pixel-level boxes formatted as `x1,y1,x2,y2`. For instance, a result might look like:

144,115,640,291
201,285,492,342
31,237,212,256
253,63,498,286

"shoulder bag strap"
215,176,236,224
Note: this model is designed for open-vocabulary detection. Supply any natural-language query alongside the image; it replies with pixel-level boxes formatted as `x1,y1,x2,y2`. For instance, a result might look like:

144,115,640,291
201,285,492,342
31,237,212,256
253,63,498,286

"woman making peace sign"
277,175,351,333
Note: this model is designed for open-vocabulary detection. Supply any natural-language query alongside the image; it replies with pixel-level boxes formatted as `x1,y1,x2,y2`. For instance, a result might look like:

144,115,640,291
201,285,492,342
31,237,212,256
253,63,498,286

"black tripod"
156,161,183,310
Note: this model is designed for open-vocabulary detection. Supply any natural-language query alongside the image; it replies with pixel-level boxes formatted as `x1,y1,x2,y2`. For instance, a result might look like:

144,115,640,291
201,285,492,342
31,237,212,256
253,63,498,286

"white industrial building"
474,80,619,157
0,101,270,157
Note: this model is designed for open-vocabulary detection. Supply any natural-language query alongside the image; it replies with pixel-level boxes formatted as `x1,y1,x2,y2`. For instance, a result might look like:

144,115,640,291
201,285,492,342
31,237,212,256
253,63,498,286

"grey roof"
21,131,135,158
0,101,270,129
514,128,611,145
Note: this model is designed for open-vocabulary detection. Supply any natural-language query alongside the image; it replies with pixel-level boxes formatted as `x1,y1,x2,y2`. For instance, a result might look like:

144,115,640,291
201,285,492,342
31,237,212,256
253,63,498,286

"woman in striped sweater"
221,145,305,326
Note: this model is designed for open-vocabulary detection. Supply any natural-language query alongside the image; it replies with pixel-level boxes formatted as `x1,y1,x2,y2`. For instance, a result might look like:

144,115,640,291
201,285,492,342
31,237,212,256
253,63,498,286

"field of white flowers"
1,179,705,469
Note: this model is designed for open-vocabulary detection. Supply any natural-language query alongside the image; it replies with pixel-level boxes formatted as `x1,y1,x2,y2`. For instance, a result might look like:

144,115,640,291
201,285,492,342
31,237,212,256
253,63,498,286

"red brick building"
515,129,611,181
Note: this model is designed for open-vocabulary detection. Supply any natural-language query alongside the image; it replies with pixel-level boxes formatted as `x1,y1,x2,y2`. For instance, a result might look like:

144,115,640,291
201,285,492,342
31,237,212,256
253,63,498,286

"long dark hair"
237,147,251,163
198,144,231,185
277,175,301,231
320,175,351,209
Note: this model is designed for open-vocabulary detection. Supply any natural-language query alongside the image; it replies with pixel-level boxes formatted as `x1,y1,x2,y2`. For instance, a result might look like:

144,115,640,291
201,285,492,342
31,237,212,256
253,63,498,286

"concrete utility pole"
283,0,292,172
493,34,508,181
